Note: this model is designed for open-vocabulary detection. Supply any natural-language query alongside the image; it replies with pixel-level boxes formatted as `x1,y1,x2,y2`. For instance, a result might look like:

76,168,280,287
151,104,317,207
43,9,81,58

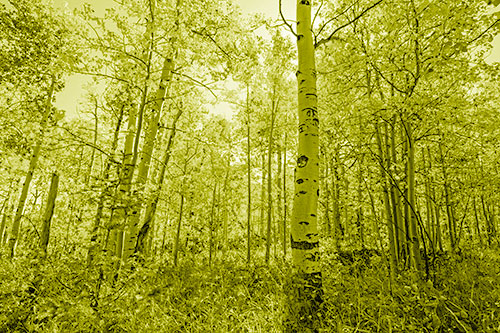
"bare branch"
172,71,218,99
315,0,384,49
468,18,500,45
315,0,360,41
191,29,232,60
312,0,325,29
279,0,297,37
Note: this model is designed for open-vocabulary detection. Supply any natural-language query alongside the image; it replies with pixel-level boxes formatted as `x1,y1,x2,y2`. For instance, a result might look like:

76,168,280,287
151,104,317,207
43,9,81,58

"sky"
50,0,500,117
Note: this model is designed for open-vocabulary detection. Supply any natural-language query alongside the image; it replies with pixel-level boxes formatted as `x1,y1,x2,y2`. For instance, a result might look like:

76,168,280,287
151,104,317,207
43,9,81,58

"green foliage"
321,247,500,332
0,246,499,332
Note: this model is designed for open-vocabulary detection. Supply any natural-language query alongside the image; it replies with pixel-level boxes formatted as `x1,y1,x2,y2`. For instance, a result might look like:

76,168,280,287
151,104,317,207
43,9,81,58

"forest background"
1,0,500,332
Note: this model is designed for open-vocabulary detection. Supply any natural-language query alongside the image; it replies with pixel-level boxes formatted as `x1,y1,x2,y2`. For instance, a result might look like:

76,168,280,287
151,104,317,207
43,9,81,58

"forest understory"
1,242,500,332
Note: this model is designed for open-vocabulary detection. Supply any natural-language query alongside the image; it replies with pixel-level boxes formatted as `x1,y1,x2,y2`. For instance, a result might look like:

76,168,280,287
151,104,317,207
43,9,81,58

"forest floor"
1,245,499,332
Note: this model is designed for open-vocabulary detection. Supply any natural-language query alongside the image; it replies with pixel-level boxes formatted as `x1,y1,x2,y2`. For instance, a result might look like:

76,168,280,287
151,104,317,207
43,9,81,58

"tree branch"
279,0,297,37
171,71,218,99
315,0,384,49
468,18,500,45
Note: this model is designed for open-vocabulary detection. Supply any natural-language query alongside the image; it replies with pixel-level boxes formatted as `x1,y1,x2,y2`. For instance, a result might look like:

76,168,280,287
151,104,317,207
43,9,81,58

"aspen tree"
8,78,55,259
209,182,217,268
390,116,404,261
283,118,287,258
260,152,266,238
265,94,277,264
0,201,7,246
287,0,323,330
173,193,184,267
375,121,397,279
403,111,421,271
136,108,182,255
246,84,252,264
113,101,137,265
439,140,457,250
0,180,16,246
134,0,182,256
87,105,125,266
39,172,59,257
123,56,175,261
276,143,282,250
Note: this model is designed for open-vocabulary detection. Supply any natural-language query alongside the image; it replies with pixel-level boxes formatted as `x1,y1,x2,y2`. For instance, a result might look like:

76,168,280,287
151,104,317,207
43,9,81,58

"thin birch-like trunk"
87,105,124,266
123,57,174,261
9,79,55,259
135,108,182,255
375,121,397,279
39,172,59,257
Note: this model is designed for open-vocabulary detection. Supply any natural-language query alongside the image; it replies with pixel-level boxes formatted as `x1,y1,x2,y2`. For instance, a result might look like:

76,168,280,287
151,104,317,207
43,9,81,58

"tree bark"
8,78,55,259
113,101,138,268
265,96,277,264
246,85,252,264
87,105,124,266
209,182,217,268
283,124,287,259
135,108,182,255
390,116,403,262
0,179,16,246
406,116,421,271
123,56,174,261
39,172,59,257
375,120,397,279
173,193,184,267
439,140,456,250
286,0,323,330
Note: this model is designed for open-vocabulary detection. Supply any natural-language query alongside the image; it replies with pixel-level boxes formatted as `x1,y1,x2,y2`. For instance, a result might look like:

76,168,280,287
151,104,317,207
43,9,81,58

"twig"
172,71,218,99
315,0,384,49
279,0,297,37
468,18,500,45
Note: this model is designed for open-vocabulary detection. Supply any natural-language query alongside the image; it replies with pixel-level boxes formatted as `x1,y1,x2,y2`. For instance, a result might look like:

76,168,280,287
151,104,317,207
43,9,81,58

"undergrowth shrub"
0,247,498,332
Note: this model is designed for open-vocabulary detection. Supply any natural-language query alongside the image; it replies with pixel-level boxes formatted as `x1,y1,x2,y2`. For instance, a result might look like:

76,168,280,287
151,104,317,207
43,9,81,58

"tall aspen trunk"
473,195,483,247
286,0,323,330
260,152,266,239
209,182,217,268
246,85,252,264
87,105,124,266
114,103,138,266
3,190,17,246
222,165,230,259
356,125,365,248
9,79,55,259
136,108,182,255
402,124,411,265
277,144,283,248
375,121,397,279
435,196,443,252
123,57,174,261
0,201,8,246
390,116,404,261
406,117,421,271
87,101,99,185
423,147,434,252
323,156,331,236
173,193,184,267
0,179,16,246
265,98,276,264
39,172,59,257
439,141,456,250
283,127,287,258
333,148,343,244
